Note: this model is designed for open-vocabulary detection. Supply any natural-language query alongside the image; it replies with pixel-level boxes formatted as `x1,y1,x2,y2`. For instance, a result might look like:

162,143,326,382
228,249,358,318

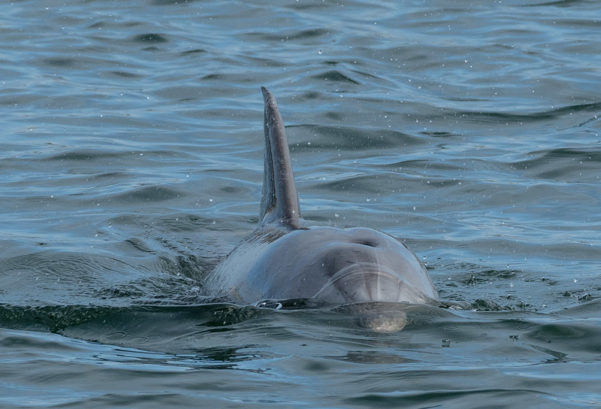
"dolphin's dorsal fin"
260,87,301,229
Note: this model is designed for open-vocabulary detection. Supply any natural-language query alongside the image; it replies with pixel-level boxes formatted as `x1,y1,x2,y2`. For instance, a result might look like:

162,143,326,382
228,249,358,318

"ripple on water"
1,0,601,408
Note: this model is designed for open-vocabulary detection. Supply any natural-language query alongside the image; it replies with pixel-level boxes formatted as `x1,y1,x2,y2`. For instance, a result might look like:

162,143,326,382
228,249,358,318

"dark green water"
1,0,600,407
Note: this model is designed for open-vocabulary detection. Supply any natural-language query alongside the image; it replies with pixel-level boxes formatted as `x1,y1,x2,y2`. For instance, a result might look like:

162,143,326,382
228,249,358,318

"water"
1,0,600,407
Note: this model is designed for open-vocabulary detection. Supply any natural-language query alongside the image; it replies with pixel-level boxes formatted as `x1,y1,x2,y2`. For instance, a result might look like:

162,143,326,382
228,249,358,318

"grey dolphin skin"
208,87,438,331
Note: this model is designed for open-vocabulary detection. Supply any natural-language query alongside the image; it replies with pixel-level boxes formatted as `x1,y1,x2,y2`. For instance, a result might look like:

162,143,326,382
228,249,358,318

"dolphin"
207,87,438,331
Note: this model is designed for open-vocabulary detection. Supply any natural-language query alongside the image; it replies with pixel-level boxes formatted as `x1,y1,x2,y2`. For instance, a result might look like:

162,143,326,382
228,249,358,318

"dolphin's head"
307,228,438,304
239,226,438,332
313,263,433,332
302,228,438,331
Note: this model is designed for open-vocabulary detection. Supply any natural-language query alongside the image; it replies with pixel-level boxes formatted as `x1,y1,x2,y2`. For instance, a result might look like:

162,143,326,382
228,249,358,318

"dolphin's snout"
314,265,412,332
338,302,409,332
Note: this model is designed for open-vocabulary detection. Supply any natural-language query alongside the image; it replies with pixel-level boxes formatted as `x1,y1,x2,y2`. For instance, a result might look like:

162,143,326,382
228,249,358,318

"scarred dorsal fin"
260,87,301,229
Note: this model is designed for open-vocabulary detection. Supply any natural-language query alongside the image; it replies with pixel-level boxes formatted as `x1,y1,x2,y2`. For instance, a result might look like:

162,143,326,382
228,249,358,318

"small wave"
288,124,422,151
310,70,360,85
510,147,601,182
344,388,553,408
112,185,183,203
44,149,127,162
131,33,169,44
245,28,330,43
455,101,601,124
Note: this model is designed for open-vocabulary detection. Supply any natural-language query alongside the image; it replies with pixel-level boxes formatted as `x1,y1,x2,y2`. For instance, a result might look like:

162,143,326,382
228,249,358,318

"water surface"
1,0,600,407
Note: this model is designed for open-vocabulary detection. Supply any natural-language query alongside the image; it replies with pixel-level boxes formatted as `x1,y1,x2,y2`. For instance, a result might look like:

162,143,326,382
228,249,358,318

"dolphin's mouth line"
314,263,432,304
314,263,395,301
321,263,398,284
316,266,394,296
